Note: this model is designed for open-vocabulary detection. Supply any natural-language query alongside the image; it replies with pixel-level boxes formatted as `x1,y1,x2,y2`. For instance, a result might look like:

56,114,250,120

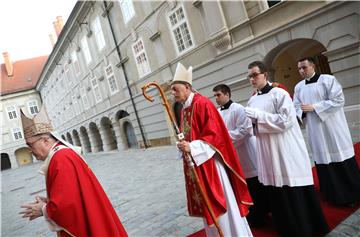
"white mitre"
171,62,193,85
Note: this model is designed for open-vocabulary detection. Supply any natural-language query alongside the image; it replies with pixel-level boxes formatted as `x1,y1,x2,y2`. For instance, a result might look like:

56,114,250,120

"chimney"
49,34,56,47
2,52,14,77
56,16,64,30
53,21,61,37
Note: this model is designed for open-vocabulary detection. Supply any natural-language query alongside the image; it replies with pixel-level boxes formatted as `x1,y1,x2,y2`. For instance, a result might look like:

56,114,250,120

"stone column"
9,153,18,169
88,125,102,153
98,127,109,152
112,121,125,151
79,129,91,153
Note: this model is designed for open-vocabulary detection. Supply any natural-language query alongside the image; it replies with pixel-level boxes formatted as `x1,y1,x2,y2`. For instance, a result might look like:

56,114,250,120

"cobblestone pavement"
2,145,359,237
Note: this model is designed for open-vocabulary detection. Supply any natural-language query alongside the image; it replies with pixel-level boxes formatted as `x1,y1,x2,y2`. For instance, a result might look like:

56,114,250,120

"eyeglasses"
298,66,308,70
26,137,44,148
247,72,264,79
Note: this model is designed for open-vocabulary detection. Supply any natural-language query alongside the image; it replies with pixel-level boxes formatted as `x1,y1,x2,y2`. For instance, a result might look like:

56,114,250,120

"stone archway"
1,153,11,171
115,110,139,149
264,38,331,95
89,122,103,152
15,147,33,166
123,121,138,148
72,129,81,146
100,117,118,151
79,126,91,153
66,132,73,145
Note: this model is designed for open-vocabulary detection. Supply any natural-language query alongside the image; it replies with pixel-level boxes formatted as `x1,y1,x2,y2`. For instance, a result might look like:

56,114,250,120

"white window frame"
72,95,80,116
119,0,135,24
12,127,23,141
104,65,119,95
71,51,81,76
80,87,90,110
132,38,151,78
91,77,103,103
167,5,194,55
92,16,106,51
6,105,17,120
27,100,39,115
81,36,92,64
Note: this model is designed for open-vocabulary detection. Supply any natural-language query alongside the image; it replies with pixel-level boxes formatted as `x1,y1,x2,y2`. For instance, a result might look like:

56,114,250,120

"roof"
0,55,48,96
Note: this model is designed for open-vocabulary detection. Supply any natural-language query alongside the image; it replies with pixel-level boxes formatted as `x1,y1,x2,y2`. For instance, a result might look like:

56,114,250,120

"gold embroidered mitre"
171,63,193,85
20,106,53,139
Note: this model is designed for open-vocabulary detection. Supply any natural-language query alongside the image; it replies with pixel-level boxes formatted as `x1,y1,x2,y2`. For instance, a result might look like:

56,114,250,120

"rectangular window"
104,65,119,94
72,95,80,116
168,6,194,54
268,1,281,8
71,51,81,76
80,87,90,110
12,127,23,141
91,78,102,103
93,17,106,50
119,0,135,24
81,36,92,64
6,105,17,120
28,100,39,115
132,38,151,78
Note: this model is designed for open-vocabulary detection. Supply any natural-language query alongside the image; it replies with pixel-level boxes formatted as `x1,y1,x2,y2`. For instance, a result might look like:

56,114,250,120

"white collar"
183,92,194,109
39,142,62,176
305,72,316,81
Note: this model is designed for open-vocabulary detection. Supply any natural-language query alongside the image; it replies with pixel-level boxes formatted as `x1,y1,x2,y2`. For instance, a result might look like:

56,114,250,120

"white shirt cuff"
189,140,215,166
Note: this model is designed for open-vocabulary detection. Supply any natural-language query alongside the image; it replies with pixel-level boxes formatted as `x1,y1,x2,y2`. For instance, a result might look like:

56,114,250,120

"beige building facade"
37,0,359,155
1,90,42,169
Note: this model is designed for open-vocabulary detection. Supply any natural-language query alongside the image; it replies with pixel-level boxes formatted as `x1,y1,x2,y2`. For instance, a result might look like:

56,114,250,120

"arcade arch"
100,117,118,151
89,122,103,152
72,129,81,146
15,147,33,166
79,126,92,153
264,38,331,95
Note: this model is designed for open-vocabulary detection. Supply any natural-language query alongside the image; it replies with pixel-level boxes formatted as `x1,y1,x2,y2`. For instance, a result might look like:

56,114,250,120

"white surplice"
218,102,258,178
247,88,313,187
293,74,354,164
189,143,253,237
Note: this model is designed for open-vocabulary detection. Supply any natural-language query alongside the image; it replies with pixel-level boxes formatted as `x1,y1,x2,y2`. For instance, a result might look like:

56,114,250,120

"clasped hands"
176,140,194,167
19,196,47,221
301,104,314,112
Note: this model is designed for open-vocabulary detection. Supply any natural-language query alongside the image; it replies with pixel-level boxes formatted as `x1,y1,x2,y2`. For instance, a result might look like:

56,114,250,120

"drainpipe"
103,1,149,148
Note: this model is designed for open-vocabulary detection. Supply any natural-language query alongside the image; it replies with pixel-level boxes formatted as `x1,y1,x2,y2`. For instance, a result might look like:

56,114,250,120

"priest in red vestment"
171,63,253,237
19,107,128,237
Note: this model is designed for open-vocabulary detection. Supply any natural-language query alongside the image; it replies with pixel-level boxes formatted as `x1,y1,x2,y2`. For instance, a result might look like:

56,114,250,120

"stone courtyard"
1,145,359,237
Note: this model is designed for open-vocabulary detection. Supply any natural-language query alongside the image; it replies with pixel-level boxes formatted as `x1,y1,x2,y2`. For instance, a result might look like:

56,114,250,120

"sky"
0,0,77,64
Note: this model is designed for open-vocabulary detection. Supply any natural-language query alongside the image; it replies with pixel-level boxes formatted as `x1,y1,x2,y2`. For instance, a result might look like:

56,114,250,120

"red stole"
180,93,253,225
45,145,128,237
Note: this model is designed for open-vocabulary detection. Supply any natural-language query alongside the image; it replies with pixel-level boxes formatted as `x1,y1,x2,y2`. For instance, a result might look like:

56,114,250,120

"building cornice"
1,89,39,100
36,1,93,91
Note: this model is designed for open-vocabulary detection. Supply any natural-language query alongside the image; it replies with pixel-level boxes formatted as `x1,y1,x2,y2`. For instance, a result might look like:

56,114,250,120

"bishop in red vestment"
20,107,128,237
171,63,253,237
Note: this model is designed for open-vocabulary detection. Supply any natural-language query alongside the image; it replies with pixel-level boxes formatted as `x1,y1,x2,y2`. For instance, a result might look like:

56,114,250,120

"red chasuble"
272,82,293,99
45,146,128,237
180,93,253,225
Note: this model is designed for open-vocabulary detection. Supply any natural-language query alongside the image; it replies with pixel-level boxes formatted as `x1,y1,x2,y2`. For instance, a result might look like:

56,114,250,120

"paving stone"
2,146,359,236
